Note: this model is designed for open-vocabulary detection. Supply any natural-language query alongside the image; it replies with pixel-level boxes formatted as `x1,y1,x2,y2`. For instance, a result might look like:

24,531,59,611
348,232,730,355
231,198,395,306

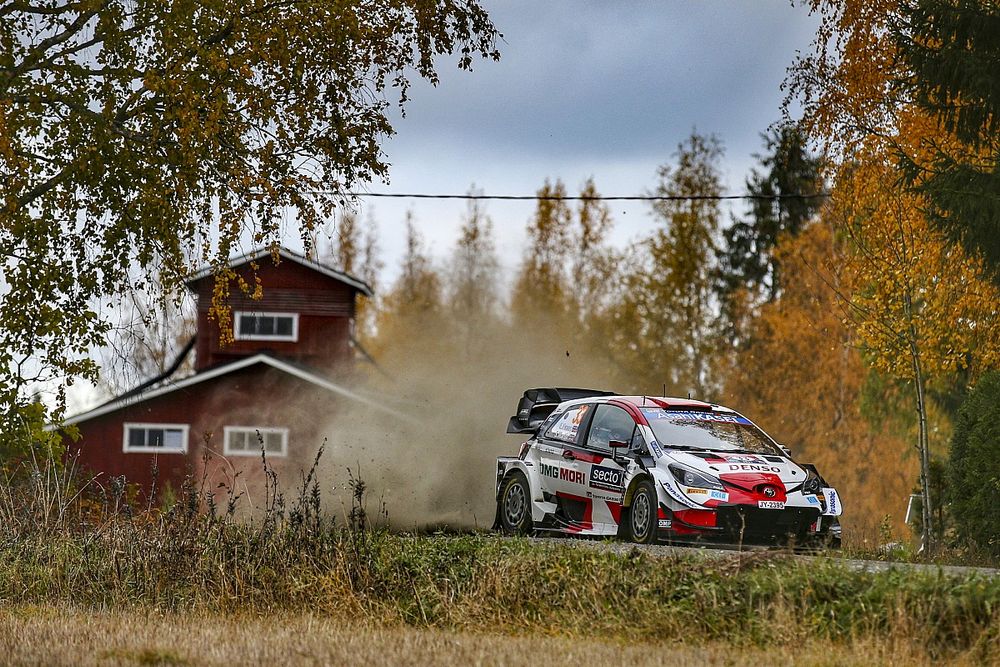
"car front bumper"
658,504,828,545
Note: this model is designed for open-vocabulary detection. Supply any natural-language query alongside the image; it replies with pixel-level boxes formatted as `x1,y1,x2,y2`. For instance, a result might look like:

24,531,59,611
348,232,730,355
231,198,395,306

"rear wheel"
498,472,533,536
626,479,658,544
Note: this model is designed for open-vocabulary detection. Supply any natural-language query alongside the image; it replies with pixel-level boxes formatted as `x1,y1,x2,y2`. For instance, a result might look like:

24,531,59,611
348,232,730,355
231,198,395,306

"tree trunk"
912,349,934,554
905,291,934,554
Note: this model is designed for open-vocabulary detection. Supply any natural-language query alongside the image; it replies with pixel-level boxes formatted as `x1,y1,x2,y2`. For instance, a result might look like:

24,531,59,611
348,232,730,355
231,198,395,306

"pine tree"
895,0,1000,284
716,125,824,304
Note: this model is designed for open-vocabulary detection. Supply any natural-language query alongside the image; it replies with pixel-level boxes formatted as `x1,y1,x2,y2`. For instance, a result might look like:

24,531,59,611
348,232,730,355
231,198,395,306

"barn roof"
63,353,407,426
185,246,373,297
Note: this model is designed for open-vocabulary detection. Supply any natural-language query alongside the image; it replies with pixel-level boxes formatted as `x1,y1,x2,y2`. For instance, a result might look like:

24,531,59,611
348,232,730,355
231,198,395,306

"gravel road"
526,536,1000,578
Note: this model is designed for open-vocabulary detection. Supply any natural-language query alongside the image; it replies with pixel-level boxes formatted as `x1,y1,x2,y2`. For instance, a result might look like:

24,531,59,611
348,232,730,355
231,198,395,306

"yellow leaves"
209,267,236,347
829,148,1000,384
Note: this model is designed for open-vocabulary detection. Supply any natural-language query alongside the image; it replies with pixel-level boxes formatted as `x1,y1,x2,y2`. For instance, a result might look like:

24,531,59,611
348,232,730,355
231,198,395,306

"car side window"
543,404,593,445
586,405,636,454
630,427,646,453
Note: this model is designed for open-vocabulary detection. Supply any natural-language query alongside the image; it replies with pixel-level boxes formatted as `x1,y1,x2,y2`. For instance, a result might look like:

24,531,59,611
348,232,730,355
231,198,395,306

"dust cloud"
305,323,621,531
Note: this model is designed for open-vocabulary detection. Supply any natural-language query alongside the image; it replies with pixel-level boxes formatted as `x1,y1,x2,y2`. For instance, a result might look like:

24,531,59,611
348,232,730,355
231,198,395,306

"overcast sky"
68,1,824,412
313,0,822,286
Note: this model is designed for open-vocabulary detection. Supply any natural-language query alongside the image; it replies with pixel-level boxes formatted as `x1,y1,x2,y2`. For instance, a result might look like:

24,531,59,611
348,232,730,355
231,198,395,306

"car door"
535,403,594,522
579,404,636,532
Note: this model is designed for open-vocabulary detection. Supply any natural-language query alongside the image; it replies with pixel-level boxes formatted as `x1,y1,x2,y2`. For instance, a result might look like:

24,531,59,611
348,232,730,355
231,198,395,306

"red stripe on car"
556,491,594,531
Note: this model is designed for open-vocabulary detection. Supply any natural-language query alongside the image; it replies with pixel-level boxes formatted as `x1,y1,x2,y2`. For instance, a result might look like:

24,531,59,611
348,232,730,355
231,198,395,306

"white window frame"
233,311,299,342
223,426,289,458
122,423,190,454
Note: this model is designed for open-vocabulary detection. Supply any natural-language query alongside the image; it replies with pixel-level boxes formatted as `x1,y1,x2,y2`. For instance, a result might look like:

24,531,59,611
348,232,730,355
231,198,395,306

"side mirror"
778,444,793,458
609,439,629,452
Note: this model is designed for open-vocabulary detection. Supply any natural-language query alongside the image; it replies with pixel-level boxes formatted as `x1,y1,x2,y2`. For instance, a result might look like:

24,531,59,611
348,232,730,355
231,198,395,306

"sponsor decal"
758,500,785,510
709,489,729,502
559,467,585,485
727,463,781,473
541,463,585,485
662,482,688,504
548,405,589,440
685,487,708,495
725,454,764,464
649,439,664,458
805,494,821,506
658,519,672,529
590,465,625,492
642,410,752,426
823,488,841,516
587,490,623,503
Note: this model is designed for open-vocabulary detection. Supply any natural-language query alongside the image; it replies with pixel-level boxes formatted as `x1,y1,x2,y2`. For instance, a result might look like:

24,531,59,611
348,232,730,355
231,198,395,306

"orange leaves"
722,219,915,531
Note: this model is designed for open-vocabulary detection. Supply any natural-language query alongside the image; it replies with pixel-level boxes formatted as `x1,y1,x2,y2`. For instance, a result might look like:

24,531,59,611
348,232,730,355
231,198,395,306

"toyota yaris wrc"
494,388,842,547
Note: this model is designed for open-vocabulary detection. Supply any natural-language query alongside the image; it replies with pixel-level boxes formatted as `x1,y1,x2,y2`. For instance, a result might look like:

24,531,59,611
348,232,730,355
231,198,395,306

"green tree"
617,132,724,397
716,125,824,305
947,370,1000,556
894,0,1000,285
0,0,498,446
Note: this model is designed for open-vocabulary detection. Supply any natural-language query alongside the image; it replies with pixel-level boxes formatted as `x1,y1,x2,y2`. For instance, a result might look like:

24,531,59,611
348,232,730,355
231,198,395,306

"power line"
341,191,830,202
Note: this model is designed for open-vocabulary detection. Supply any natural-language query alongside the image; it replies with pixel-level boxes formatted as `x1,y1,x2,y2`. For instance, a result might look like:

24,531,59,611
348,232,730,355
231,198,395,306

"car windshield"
640,409,782,456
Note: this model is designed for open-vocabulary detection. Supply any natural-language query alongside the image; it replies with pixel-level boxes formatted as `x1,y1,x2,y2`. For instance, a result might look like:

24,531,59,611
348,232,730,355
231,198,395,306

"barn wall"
67,364,345,502
189,256,359,371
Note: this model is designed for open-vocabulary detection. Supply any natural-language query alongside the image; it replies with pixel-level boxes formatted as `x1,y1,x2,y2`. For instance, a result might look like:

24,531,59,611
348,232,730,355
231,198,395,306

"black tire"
498,472,533,536
625,479,658,544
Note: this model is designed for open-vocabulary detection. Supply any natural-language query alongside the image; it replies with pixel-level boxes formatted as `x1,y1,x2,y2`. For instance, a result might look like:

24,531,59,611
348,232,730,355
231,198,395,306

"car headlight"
668,464,724,491
802,468,822,495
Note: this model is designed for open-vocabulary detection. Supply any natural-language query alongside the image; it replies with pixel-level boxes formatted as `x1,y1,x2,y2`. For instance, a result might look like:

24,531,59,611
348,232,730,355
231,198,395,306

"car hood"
662,450,809,489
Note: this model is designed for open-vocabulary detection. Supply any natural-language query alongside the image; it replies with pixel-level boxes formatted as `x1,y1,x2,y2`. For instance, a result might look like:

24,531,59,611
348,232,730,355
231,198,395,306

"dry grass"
1,456,998,664
0,605,981,667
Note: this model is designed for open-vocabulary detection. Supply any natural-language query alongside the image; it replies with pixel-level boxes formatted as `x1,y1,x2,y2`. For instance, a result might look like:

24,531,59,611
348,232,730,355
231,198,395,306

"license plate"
758,500,785,510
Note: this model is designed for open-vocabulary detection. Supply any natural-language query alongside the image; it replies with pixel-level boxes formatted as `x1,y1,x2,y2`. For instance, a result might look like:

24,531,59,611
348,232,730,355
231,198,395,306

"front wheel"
625,479,658,544
498,472,533,536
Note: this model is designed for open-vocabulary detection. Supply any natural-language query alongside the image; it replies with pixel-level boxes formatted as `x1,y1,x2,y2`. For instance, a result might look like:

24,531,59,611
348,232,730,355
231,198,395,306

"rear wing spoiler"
506,387,617,434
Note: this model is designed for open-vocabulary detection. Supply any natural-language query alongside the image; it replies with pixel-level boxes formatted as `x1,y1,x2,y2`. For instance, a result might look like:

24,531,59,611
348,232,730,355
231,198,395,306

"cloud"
342,1,822,283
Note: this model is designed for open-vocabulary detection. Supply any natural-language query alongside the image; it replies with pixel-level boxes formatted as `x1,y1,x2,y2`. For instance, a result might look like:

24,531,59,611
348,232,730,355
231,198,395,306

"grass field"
2,531,997,666
0,605,987,667
1,462,997,665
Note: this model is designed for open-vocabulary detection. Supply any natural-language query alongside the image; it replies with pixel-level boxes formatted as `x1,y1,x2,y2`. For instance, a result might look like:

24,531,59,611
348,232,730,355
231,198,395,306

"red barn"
63,247,376,498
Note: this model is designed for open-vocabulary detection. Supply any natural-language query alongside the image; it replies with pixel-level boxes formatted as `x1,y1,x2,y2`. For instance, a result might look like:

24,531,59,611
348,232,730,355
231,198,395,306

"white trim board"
233,310,299,342
63,354,414,426
122,422,190,454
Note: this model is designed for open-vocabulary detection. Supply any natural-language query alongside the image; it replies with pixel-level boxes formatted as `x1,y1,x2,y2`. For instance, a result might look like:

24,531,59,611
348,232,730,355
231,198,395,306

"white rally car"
494,388,842,547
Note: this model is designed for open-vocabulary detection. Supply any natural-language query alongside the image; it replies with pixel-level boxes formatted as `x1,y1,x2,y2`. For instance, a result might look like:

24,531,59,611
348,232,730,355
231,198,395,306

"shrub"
948,370,1000,556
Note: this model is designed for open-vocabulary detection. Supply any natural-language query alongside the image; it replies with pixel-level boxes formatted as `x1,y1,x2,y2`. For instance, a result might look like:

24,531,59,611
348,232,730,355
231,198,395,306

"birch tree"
834,155,1000,551
0,0,498,447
